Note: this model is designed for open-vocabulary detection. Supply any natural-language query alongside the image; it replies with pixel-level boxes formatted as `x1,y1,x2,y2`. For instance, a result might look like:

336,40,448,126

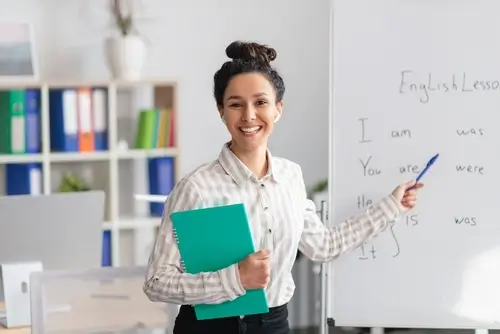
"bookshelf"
0,79,179,267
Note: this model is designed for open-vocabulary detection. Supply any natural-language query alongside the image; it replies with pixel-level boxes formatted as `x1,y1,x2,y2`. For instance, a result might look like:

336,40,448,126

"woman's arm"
296,167,402,263
143,178,246,305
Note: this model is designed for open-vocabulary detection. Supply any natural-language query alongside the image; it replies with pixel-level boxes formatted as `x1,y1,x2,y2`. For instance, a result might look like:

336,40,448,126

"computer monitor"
0,191,105,271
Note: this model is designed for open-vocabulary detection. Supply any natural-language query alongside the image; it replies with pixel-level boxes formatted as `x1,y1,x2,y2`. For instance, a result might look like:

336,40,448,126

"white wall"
3,0,330,187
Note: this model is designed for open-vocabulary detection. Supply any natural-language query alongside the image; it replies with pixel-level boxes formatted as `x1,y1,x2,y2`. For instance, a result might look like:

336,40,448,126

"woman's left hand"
391,180,424,211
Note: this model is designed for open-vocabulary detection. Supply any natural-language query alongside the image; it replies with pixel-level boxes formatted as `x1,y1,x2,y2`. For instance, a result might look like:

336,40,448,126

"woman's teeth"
240,126,262,134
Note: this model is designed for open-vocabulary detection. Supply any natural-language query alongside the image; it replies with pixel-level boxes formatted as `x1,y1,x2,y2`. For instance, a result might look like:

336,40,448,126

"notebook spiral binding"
172,228,187,272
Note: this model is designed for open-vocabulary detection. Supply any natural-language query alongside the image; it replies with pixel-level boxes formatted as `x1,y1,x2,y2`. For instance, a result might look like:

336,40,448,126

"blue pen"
409,153,439,189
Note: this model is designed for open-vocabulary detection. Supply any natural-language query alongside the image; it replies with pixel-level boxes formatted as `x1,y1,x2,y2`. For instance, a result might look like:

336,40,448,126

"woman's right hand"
391,180,424,211
238,249,270,290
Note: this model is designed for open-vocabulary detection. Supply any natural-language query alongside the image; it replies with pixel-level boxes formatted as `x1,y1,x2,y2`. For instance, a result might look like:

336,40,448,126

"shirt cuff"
218,263,246,300
382,194,402,221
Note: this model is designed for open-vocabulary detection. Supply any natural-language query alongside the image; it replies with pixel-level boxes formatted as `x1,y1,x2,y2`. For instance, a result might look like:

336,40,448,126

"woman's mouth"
239,126,263,135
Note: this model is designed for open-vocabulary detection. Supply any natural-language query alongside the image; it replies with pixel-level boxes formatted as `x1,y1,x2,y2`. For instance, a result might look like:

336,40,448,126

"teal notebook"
170,203,269,320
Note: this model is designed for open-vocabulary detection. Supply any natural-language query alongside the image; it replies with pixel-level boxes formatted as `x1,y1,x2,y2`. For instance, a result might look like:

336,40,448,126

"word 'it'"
358,215,418,260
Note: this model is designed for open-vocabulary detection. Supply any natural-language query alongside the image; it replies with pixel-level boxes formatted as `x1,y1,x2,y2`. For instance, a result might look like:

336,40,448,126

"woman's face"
219,72,283,153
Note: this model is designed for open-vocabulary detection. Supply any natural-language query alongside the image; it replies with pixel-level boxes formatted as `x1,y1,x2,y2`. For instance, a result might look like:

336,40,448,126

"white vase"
105,35,146,80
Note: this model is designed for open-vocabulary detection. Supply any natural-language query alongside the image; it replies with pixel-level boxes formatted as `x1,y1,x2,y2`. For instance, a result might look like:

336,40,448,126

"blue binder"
148,157,174,216
25,89,41,153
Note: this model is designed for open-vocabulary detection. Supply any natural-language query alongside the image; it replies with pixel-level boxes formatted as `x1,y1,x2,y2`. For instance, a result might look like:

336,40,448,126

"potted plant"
105,0,146,80
308,179,328,208
58,173,91,192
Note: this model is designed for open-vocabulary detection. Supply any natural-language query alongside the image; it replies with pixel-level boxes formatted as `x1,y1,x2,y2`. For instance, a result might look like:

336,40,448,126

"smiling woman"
213,41,285,178
143,40,425,334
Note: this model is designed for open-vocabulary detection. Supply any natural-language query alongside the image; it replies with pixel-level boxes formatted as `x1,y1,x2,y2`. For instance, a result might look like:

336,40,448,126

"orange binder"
77,88,95,152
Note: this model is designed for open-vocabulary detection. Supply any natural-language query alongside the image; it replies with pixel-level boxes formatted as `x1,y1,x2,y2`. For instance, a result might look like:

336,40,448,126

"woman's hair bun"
225,41,277,65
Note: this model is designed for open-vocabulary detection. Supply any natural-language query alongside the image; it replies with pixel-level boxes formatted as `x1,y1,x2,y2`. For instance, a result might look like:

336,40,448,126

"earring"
221,115,226,124
274,112,281,123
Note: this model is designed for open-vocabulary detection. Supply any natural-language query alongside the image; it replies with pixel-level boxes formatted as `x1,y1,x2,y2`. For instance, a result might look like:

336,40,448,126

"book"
170,203,269,320
134,107,174,149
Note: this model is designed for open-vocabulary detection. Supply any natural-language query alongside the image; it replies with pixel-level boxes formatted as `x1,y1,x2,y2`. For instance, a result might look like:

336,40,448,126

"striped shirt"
143,143,402,308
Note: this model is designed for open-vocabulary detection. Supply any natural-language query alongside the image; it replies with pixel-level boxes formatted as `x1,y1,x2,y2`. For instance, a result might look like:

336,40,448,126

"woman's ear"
218,106,225,124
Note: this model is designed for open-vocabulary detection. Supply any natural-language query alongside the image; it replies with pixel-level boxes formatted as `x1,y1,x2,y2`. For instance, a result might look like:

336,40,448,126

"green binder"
170,203,269,320
0,90,26,154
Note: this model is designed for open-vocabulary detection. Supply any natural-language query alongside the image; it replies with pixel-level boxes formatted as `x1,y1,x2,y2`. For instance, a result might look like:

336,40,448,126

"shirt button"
260,183,265,187
268,229,272,233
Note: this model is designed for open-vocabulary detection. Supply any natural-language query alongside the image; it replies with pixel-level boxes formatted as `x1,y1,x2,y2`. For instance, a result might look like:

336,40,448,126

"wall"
4,0,330,187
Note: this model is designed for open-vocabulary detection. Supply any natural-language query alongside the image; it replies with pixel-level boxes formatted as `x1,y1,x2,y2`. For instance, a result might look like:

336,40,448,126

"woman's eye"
257,100,268,106
230,103,242,108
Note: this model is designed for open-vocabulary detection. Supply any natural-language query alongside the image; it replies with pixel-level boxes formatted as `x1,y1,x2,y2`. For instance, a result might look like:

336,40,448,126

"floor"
290,328,496,334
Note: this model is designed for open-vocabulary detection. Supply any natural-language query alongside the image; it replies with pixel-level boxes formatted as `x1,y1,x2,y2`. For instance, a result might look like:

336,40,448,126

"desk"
0,279,174,333
0,326,30,334
0,303,30,333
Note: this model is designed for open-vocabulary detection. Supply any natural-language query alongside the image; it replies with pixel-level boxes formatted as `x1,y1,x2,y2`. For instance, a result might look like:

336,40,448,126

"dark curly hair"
213,41,286,108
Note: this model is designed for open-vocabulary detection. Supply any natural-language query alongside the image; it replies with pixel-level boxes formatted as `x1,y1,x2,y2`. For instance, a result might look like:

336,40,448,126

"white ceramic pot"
105,35,146,80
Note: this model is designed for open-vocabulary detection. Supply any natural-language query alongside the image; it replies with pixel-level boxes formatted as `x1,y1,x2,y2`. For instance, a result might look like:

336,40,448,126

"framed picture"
0,21,38,81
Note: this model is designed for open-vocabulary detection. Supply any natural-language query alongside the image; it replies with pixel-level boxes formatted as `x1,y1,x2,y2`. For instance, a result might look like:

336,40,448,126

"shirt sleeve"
297,167,401,262
143,178,246,305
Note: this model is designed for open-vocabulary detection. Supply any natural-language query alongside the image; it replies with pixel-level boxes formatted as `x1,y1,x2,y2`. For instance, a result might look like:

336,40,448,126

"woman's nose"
242,105,256,121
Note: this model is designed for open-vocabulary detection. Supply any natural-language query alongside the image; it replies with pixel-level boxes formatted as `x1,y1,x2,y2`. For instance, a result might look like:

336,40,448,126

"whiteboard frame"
325,0,335,330
324,1,493,333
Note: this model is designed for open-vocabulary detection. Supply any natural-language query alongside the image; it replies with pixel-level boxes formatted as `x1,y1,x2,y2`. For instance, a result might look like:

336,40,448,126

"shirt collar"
218,142,283,186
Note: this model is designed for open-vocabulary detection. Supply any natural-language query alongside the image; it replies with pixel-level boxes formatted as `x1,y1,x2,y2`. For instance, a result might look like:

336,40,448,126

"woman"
143,40,424,334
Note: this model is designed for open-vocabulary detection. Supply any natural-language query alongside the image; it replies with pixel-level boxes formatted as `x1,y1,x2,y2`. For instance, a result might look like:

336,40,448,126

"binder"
76,88,95,152
5,163,42,195
49,89,79,152
0,90,26,154
170,203,269,320
148,157,175,217
91,88,108,151
25,89,41,153
101,230,112,267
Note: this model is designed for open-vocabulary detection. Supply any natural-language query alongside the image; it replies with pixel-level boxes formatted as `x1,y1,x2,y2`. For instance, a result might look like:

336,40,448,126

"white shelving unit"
0,79,179,267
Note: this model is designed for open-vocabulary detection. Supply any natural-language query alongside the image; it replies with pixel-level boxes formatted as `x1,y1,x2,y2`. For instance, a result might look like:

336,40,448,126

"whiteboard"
328,0,500,329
